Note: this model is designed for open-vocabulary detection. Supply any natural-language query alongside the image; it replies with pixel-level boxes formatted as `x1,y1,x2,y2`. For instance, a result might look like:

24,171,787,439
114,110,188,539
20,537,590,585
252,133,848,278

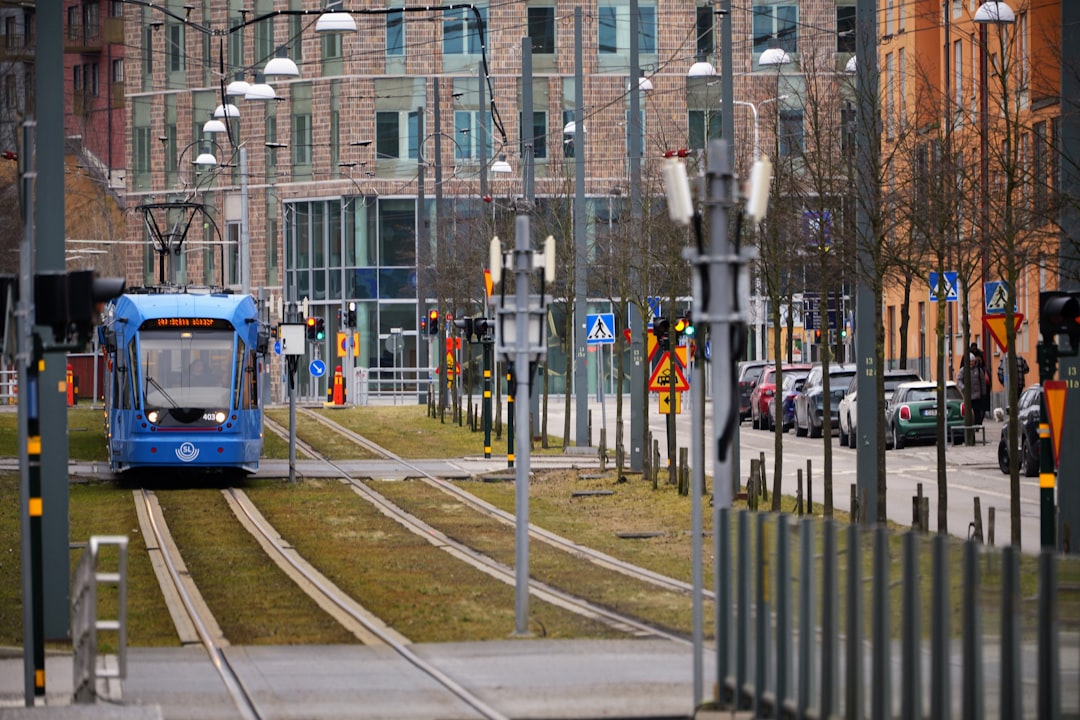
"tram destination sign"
141,318,235,330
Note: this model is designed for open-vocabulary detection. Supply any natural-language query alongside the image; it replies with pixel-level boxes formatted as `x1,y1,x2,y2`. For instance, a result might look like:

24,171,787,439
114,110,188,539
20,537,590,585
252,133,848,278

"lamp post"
974,1,1015,366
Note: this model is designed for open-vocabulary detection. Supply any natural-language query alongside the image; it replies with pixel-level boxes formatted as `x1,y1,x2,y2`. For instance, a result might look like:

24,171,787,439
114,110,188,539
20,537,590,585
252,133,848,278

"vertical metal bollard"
798,516,817,719
1001,546,1021,719
1038,549,1061,720
871,526,891,720
736,510,750,708
754,512,771,716
776,514,791,712
962,540,984,719
845,524,864,719
930,534,950,720
716,508,732,707
820,519,838,718
900,532,921,720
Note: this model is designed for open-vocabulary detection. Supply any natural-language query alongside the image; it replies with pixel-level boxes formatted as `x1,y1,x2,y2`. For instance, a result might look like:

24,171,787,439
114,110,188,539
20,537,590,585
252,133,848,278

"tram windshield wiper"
145,375,179,409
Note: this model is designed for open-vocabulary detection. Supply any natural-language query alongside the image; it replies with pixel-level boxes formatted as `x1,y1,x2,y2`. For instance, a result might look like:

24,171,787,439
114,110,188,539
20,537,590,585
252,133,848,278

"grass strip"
156,487,358,646
245,478,623,642
264,409,380,461
368,478,703,637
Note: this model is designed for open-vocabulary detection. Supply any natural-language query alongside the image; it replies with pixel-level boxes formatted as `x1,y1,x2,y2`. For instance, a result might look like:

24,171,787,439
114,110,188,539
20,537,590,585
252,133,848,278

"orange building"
879,0,1060,408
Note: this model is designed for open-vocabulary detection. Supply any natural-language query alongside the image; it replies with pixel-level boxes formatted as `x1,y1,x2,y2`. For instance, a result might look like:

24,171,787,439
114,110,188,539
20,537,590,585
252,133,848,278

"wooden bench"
949,424,986,445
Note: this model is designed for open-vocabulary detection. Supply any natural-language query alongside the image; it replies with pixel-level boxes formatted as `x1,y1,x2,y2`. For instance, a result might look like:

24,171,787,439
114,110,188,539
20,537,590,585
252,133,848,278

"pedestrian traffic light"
428,309,440,336
653,317,670,351
814,329,822,343
1039,291,1080,352
314,318,326,341
306,316,317,340
346,302,357,328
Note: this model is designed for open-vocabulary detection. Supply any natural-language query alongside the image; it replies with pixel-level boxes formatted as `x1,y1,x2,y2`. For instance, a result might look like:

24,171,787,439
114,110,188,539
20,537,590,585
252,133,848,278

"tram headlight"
147,410,160,424
214,411,227,424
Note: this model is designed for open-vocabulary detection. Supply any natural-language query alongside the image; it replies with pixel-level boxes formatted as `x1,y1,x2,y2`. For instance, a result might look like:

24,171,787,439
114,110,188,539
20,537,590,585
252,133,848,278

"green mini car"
885,381,965,449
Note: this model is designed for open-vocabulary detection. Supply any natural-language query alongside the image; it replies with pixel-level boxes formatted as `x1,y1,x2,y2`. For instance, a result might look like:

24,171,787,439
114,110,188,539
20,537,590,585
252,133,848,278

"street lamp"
975,1,1015,358
732,94,789,161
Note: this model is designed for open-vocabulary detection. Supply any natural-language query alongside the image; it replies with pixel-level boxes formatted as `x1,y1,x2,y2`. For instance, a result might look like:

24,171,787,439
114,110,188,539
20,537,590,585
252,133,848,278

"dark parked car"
749,364,812,430
769,371,811,432
998,384,1042,477
794,364,857,438
885,381,964,449
737,360,771,421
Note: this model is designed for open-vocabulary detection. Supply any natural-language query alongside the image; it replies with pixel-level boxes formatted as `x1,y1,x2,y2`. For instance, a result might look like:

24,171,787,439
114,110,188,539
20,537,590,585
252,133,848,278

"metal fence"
71,535,128,703
714,509,1079,718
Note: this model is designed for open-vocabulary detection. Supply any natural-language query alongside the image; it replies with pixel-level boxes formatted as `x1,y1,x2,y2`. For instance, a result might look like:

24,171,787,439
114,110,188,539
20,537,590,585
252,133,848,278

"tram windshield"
139,330,235,409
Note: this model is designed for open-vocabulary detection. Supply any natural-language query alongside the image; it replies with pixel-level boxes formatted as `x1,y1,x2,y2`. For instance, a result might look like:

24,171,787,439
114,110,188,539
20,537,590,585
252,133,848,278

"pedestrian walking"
958,353,990,423
997,355,1030,404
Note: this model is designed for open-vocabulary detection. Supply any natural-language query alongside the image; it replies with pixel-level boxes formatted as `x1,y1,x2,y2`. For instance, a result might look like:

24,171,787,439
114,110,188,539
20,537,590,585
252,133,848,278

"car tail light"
960,401,965,417
899,405,910,421
765,389,774,397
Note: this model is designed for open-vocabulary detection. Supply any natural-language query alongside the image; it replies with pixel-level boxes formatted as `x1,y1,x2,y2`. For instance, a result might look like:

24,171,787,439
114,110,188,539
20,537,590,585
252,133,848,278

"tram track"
135,473,513,720
295,408,713,601
263,415,688,643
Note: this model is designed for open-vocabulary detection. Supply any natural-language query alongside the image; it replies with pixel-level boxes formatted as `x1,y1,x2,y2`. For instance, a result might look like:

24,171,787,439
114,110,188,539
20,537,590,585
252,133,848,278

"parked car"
769,372,809,432
998,384,1042,477
837,369,924,448
737,360,771,421
885,381,964,449
749,364,812,430
794,364,857,438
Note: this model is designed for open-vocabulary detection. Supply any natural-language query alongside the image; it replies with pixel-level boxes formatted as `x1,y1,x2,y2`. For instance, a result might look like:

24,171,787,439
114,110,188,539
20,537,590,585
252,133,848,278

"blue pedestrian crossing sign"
984,280,1016,315
929,271,958,302
586,313,616,345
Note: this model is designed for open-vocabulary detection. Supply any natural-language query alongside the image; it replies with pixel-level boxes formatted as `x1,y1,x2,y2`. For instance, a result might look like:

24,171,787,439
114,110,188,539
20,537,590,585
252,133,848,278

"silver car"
838,369,924,448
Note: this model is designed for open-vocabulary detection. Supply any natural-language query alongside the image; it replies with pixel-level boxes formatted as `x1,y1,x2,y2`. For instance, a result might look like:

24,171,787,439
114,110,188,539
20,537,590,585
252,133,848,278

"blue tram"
100,289,267,474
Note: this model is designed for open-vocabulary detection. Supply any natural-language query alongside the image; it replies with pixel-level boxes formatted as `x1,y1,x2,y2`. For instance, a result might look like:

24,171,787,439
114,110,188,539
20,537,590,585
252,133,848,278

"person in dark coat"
997,355,1030,404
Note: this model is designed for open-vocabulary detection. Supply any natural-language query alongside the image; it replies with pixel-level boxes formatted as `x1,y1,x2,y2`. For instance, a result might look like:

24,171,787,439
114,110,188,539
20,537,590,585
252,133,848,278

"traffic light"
653,317,670,351
1039,291,1080,352
674,314,694,342
306,316,317,340
314,318,326,341
474,317,494,340
814,329,822,343
428,309,440,336
454,316,475,340
346,302,357,328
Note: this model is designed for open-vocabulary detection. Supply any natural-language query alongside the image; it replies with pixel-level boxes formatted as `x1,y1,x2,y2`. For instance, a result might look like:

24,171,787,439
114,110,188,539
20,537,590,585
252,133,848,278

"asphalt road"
534,393,1044,552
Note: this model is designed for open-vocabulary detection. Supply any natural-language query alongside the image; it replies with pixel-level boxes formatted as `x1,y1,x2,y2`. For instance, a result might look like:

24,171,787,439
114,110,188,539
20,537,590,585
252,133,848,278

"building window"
73,65,82,91
141,24,153,85
752,3,797,54
293,114,311,165
454,110,493,160
1033,120,1047,216
83,2,99,39
113,58,124,83
778,109,803,157
67,6,80,41
376,111,419,160
697,5,715,58
688,110,721,150
443,6,487,56
519,111,548,160
836,5,855,53
166,23,183,73
88,62,99,95
953,40,962,114
528,7,555,54
386,9,404,56
598,3,656,55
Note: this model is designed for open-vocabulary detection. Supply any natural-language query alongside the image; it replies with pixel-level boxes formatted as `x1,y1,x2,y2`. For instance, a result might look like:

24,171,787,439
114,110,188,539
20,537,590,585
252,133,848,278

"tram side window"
241,349,257,409
233,338,246,410
125,339,138,409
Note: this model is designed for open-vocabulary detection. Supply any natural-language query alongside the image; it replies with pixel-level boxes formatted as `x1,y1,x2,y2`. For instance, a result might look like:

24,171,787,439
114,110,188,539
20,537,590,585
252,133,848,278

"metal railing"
71,536,128,704
712,509,1078,717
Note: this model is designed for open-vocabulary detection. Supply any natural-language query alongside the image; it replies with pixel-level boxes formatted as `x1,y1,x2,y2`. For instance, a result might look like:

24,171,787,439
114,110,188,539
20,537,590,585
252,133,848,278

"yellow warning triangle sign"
1044,380,1068,468
648,352,690,392
982,313,1024,353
